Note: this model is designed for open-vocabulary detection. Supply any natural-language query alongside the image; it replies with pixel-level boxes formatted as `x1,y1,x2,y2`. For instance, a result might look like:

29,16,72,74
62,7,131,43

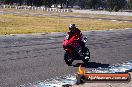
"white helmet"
69,24,76,31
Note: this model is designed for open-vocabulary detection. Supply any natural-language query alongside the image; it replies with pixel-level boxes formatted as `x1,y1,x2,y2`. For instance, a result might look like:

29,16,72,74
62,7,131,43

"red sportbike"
63,34,90,66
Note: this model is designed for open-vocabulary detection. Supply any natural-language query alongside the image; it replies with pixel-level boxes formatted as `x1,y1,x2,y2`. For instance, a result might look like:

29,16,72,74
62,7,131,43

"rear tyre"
64,52,73,66
76,74,87,85
82,47,90,64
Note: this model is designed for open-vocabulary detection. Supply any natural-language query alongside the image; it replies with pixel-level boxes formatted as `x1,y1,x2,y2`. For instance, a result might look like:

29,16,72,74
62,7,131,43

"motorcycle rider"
66,24,86,53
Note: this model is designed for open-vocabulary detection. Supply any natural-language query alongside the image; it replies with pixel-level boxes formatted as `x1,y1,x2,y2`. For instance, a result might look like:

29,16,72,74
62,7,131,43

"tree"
32,0,43,6
84,0,102,9
128,0,132,9
1,0,130,10
0,0,4,4
4,0,12,4
43,0,54,7
79,0,85,9
26,0,33,6
107,0,126,11
59,0,67,8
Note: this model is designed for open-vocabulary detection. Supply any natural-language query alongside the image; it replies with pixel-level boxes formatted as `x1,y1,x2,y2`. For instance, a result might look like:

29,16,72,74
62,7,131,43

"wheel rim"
67,54,73,62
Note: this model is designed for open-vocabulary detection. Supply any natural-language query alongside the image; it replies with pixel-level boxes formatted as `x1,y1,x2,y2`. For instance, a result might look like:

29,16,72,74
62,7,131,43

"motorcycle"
63,34,90,66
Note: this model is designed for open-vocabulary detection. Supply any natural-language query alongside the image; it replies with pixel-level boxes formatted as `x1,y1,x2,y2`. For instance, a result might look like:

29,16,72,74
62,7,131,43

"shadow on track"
73,62,110,68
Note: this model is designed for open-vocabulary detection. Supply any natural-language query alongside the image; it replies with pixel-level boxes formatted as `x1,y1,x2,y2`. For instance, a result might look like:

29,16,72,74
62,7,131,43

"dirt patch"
0,18,12,22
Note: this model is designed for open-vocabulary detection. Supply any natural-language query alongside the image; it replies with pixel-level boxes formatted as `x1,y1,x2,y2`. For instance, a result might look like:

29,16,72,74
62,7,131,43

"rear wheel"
64,52,73,66
82,47,90,63
76,74,87,85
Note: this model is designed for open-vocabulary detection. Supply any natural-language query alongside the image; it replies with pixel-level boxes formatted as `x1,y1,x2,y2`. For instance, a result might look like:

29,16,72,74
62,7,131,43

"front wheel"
64,52,73,66
82,47,90,63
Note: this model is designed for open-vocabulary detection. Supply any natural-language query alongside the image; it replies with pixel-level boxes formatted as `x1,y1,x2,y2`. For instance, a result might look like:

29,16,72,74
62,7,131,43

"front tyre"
82,47,90,63
64,52,73,66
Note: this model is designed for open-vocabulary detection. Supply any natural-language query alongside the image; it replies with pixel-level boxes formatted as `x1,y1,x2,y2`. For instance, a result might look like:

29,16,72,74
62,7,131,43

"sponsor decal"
76,65,131,84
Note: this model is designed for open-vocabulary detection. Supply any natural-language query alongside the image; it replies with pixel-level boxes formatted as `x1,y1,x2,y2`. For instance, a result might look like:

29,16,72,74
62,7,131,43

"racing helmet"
69,24,76,32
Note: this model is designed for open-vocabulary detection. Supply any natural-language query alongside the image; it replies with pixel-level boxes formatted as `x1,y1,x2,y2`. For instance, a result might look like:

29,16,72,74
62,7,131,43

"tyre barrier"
0,5,72,13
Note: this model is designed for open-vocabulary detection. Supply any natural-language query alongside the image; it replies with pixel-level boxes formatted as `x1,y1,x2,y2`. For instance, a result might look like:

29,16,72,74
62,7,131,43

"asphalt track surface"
0,29,132,87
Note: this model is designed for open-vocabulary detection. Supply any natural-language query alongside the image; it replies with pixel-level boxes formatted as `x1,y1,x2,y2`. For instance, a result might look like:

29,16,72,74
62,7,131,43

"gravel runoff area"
73,72,132,87
72,9,132,16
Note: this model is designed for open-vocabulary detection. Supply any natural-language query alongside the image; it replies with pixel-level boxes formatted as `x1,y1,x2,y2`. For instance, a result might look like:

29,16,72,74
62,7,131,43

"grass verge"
0,13,132,35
